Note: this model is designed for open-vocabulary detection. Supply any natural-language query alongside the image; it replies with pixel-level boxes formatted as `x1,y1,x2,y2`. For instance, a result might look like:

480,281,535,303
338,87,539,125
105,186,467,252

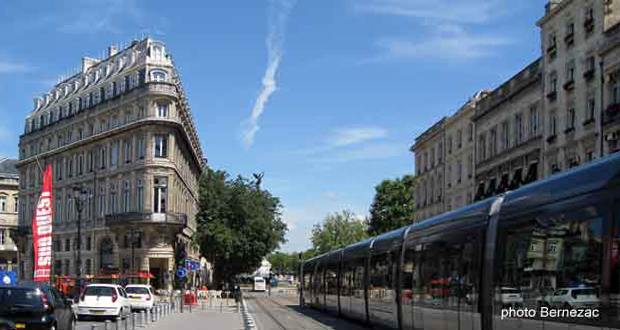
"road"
245,291,369,330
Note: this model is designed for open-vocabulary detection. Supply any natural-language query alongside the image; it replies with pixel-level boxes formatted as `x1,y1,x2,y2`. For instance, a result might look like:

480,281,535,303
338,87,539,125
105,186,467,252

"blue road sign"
0,271,17,286
176,268,187,278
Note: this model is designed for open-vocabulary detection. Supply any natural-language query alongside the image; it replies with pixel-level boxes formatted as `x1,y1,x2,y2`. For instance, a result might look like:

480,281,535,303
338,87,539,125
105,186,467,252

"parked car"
77,284,131,319
0,283,76,330
495,287,524,308
537,287,601,309
124,285,155,311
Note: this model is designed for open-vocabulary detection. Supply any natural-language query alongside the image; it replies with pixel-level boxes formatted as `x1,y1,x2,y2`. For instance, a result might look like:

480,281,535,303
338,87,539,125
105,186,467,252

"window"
457,160,462,183
157,104,169,117
457,129,463,148
137,180,144,212
154,134,168,158
78,154,83,175
111,142,119,166
502,121,510,150
613,71,620,104
0,196,6,212
529,106,538,138
587,56,596,73
566,62,575,83
99,146,107,169
0,229,4,245
67,157,74,178
549,71,558,93
109,184,118,214
13,197,18,213
151,70,167,82
98,185,105,217
153,177,167,213
87,151,94,172
124,140,132,164
566,107,576,130
138,136,145,160
489,129,497,157
478,133,486,161
550,111,558,136
123,180,130,213
514,113,523,146
56,196,62,223
448,136,453,154
566,21,574,36
66,195,73,222
65,239,70,252
431,148,435,167
85,259,92,276
495,206,603,326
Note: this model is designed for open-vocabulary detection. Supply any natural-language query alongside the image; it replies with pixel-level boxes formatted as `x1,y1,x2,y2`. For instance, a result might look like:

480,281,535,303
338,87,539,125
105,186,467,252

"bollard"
105,320,111,330
220,299,223,313
116,317,121,330
237,302,240,313
189,302,192,313
151,308,156,322
124,317,128,330
145,309,150,325
92,325,98,330
139,311,145,328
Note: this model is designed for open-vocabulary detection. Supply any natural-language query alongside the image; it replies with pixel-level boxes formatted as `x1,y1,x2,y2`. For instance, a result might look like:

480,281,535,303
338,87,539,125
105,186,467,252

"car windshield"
126,287,150,295
84,287,116,297
571,289,597,298
501,289,520,294
0,288,44,308
255,279,264,283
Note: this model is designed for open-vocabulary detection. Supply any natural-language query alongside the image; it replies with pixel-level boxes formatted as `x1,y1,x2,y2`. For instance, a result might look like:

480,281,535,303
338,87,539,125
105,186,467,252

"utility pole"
73,186,88,300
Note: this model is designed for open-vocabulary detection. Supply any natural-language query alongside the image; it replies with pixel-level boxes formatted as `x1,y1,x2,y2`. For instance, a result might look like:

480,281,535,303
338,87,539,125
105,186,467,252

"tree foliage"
195,168,287,287
267,251,301,274
311,210,368,255
367,174,417,236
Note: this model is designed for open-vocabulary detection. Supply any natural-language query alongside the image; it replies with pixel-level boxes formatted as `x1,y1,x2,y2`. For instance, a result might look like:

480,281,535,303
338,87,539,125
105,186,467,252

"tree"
195,168,287,288
311,210,368,255
367,174,417,236
267,251,302,274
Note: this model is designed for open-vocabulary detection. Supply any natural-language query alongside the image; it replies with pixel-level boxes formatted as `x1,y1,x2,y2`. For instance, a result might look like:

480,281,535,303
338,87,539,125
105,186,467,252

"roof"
0,158,19,177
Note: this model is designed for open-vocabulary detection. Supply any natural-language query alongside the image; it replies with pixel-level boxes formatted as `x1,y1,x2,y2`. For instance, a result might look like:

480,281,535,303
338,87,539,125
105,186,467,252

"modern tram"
301,152,620,330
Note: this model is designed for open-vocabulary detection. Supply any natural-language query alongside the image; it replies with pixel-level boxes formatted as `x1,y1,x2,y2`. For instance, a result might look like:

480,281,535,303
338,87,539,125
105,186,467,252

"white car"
495,287,524,308
125,285,156,310
77,284,131,319
540,287,601,309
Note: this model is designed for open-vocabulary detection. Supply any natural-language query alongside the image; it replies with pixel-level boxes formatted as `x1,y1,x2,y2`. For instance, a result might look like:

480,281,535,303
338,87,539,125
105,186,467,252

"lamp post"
129,227,141,284
72,185,88,300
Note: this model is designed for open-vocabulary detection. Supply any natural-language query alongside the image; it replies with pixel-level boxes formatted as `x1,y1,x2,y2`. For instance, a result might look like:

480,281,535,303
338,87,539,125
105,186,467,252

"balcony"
604,103,620,125
546,134,557,144
105,212,187,227
564,33,574,46
584,18,595,33
563,80,575,92
564,126,575,134
546,90,557,101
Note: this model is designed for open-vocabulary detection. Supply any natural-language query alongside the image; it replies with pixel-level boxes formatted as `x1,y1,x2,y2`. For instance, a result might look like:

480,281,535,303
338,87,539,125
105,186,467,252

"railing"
105,212,187,226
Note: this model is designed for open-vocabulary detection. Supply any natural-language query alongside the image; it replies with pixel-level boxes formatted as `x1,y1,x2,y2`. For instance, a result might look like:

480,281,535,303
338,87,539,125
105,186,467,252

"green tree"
311,210,368,255
368,174,417,236
195,168,288,288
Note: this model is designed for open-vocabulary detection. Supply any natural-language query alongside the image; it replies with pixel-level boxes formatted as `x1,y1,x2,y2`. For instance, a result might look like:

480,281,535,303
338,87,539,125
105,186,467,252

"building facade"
412,118,446,222
15,38,204,290
538,0,607,176
0,158,19,272
601,1,620,155
473,60,543,202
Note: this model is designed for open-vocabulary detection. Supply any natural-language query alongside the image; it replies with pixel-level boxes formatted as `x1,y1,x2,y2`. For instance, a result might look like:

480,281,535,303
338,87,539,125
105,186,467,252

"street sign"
176,268,187,278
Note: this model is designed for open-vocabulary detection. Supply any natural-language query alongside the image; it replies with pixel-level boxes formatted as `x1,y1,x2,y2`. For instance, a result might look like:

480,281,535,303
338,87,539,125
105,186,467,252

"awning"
474,182,486,201
485,178,497,197
497,173,510,193
509,168,523,190
523,163,538,184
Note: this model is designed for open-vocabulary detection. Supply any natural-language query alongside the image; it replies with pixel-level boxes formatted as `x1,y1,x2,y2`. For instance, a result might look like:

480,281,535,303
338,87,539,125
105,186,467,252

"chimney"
33,98,42,110
81,57,99,73
108,45,119,57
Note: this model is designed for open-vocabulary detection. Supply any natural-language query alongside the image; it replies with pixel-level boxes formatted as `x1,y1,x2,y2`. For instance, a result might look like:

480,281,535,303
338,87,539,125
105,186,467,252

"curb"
241,298,257,330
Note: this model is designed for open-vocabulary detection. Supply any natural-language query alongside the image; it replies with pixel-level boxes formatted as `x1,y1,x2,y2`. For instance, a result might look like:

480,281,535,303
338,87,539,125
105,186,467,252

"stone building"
15,38,204,290
443,92,485,211
0,158,19,271
411,118,445,222
473,60,543,202
538,0,607,175
601,0,620,154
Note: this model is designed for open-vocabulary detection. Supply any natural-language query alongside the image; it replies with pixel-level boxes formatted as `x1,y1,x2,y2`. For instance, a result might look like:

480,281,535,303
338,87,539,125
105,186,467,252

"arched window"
151,70,167,83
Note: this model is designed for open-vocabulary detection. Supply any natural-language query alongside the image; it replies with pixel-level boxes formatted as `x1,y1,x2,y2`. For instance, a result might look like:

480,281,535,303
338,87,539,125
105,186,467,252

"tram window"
369,253,390,293
496,206,603,323
353,259,365,299
325,263,338,296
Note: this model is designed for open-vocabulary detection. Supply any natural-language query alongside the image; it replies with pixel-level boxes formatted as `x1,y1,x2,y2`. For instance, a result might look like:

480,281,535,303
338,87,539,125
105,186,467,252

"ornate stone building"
411,118,445,222
601,0,620,154
0,158,19,271
473,60,543,202
538,0,607,175
15,38,204,290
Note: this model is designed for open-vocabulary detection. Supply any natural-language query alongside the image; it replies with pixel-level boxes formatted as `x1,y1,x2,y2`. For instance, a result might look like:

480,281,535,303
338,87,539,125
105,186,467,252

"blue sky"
0,0,543,252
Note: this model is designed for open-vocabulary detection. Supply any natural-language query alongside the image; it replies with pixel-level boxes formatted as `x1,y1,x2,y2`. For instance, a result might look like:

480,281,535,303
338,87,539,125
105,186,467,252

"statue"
253,172,264,190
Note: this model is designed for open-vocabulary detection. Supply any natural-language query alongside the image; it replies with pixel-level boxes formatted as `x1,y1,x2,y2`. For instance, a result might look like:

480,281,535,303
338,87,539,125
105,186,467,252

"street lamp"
71,185,88,300
128,227,141,283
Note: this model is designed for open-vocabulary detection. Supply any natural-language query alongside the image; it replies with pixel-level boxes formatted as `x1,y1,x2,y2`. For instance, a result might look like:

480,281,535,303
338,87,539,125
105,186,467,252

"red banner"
32,164,53,282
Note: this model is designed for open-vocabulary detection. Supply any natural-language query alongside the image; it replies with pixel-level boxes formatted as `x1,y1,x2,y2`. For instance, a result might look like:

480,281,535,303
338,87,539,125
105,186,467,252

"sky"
0,0,543,253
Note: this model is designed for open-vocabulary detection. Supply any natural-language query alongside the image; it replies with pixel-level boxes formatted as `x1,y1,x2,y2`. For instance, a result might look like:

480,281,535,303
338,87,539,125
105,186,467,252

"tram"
301,152,620,330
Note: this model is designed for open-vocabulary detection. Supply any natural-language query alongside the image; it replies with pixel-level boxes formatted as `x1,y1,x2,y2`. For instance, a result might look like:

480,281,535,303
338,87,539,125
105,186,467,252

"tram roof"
501,152,620,214
369,227,406,254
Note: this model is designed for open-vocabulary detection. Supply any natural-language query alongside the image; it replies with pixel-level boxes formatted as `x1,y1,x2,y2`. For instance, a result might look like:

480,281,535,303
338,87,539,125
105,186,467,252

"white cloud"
0,60,34,74
241,0,297,148
353,0,505,24
332,127,387,147
370,30,512,62
314,142,404,163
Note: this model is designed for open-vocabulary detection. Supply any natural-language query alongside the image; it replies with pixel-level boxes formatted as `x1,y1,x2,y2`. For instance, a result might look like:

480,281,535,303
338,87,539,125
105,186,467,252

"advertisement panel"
32,164,53,282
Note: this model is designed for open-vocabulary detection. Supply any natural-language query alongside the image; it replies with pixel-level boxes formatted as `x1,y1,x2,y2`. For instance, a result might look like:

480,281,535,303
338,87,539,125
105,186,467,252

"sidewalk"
147,311,244,330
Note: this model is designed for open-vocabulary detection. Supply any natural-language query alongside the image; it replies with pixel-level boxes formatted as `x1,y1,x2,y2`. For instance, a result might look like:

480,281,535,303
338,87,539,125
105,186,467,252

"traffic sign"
176,268,187,278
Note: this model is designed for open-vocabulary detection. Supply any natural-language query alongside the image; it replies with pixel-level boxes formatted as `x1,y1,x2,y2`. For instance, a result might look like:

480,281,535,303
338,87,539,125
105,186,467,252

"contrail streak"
241,0,297,148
